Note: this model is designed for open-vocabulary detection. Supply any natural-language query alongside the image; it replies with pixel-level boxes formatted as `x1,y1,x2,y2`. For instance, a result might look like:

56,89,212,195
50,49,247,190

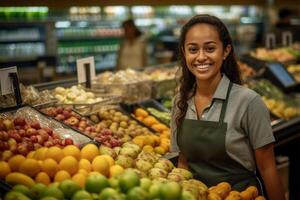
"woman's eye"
188,47,198,53
206,47,215,52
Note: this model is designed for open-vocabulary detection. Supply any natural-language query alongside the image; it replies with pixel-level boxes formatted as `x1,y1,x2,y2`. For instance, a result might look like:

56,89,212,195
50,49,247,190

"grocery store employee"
170,15,285,200
116,19,147,70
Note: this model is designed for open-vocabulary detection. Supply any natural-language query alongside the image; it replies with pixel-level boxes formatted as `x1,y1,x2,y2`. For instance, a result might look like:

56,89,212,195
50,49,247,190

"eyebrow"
186,41,217,45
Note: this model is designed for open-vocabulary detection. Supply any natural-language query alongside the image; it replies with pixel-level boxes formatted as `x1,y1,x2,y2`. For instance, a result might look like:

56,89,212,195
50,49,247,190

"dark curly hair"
175,14,241,128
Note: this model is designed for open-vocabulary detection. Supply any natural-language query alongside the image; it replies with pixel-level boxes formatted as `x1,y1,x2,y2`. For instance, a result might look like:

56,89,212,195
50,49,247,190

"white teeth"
194,64,210,70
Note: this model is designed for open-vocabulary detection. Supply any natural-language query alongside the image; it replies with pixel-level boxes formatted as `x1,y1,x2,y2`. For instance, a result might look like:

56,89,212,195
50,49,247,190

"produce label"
0,66,17,95
76,56,96,84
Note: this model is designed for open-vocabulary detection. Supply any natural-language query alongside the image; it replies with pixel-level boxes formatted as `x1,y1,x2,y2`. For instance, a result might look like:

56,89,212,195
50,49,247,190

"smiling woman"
170,15,286,200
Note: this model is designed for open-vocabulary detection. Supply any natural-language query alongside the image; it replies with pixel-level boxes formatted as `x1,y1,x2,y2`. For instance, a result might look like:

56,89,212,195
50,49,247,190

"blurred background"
0,0,299,84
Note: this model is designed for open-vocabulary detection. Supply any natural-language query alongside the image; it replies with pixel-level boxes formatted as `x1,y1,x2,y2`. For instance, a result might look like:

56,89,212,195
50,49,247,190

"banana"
5,172,35,187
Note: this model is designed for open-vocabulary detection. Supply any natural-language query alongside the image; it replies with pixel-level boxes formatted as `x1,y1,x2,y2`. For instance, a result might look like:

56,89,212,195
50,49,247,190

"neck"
195,73,222,98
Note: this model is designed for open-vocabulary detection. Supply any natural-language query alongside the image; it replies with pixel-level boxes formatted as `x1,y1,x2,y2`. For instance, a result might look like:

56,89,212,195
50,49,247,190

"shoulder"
230,83,260,103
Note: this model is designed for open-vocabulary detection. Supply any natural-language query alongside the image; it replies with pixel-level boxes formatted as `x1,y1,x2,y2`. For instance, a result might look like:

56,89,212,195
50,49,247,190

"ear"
223,45,231,60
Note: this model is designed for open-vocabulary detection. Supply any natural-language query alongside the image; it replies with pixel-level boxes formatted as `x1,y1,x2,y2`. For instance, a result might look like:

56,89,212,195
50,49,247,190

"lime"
99,188,120,200
4,191,30,200
40,197,58,200
160,181,181,200
71,190,92,200
12,185,31,197
140,178,152,191
59,180,81,199
180,191,196,200
108,177,119,189
149,184,161,199
40,186,64,200
85,174,109,193
127,187,149,200
118,170,140,193
29,183,47,199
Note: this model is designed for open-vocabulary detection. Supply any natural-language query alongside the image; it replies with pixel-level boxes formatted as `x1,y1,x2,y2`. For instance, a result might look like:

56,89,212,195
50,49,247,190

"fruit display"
89,108,155,144
53,85,104,105
245,79,300,120
146,107,171,125
0,84,54,109
250,48,296,63
0,117,75,161
144,66,178,82
40,106,123,148
94,69,152,103
287,64,300,82
237,61,256,80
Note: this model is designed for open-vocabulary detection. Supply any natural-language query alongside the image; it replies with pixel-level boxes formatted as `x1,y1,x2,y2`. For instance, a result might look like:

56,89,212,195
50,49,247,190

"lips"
194,63,211,72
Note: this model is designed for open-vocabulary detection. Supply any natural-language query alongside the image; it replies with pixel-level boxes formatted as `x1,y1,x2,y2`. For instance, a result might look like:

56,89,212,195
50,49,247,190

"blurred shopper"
116,19,147,70
276,8,293,28
170,14,285,200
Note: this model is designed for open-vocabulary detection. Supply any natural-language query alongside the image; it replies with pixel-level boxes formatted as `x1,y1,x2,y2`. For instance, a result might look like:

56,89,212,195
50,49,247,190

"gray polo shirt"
170,75,275,171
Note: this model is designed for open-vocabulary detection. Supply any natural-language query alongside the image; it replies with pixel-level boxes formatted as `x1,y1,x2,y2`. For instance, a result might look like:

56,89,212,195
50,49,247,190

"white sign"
0,66,18,95
76,57,96,84
265,33,276,49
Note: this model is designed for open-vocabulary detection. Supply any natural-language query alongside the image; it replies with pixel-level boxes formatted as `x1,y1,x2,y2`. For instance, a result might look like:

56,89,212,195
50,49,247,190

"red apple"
0,131,9,141
66,116,79,126
62,110,71,119
0,121,5,131
27,142,34,151
33,143,42,150
37,129,49,141
13,117,26,126
56,107,63,114
26,128,37,137
18,129,26,137
53,139,60,145
44,141,53,147
52,133,60,139
11,133,22,142
43,128,53,136
30,122,41,129
10,145,18,154
64,138,74,145
17,143,28,156
30,135,38,143
55,114,65,121
36,135,44,145
65,107,72,112
22,137,31,143
0,141,5,151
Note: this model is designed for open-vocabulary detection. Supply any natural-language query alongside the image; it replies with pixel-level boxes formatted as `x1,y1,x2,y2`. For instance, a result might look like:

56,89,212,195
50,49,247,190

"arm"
255,143,285,200
178,152,189,170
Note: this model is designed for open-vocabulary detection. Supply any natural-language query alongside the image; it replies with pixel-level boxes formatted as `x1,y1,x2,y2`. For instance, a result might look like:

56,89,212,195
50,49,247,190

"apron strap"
219,82,233,124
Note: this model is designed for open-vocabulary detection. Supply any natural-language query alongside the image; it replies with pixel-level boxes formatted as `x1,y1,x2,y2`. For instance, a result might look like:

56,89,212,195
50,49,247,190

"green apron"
177,82,264,193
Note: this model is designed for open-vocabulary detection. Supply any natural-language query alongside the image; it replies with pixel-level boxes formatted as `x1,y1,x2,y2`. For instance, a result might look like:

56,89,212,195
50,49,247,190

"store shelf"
58,36,121,42
0,39,45,44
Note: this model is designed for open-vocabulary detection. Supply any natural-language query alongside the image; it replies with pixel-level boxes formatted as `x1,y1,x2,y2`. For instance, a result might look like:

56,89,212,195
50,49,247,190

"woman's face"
183,23,231,82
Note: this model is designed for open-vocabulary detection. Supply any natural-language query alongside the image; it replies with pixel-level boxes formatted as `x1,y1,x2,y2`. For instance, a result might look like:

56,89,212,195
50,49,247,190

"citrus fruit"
92,155,110,177
78,159,92,173
149,183,162,199
63,145,81,160
109,165,124,178
240,190,253,200
71,173,86,188
54,170,71,182
85,174,109,193
46,147,64,163
8,155,25,172
35,172,51,185
34,147,49,160
181,191,196,200
89,171,102,176
19,158,41,178
41,158,59,178
143,145,154,153
118,170,140,193
0,161,11,178
72,190,92,200
77,169,88,176
246,186,259,198
4,191,31,200
101,155,114,167
12,184,31,197
40,185,64,200
59,179,81,199
99,188,120,200
59,156,78,175
29,183,47,199
127,187,149,200
160,181,181,200
26,151,35,159
140,178,152,191
80,144,99,162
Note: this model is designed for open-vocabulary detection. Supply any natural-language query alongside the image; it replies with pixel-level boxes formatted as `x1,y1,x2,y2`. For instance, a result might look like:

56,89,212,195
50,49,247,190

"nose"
196,49,207,61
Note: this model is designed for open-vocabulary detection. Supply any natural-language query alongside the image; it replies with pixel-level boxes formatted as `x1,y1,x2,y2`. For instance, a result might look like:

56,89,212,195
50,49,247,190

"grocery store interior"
0,0,300,199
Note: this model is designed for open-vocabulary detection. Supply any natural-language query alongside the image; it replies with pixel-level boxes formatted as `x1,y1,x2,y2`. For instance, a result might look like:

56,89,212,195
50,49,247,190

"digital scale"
264,62,299,93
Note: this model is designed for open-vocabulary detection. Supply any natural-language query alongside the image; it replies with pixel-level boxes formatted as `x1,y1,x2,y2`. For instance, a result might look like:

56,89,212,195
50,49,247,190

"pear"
148,168,168,179
135,159,153,173
115,155,134,168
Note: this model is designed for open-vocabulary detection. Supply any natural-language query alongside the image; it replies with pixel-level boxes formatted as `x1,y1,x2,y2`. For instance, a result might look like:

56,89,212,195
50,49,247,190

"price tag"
282,31,293,47
76,57,96,84
0,66,17,95
265,33,276,49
